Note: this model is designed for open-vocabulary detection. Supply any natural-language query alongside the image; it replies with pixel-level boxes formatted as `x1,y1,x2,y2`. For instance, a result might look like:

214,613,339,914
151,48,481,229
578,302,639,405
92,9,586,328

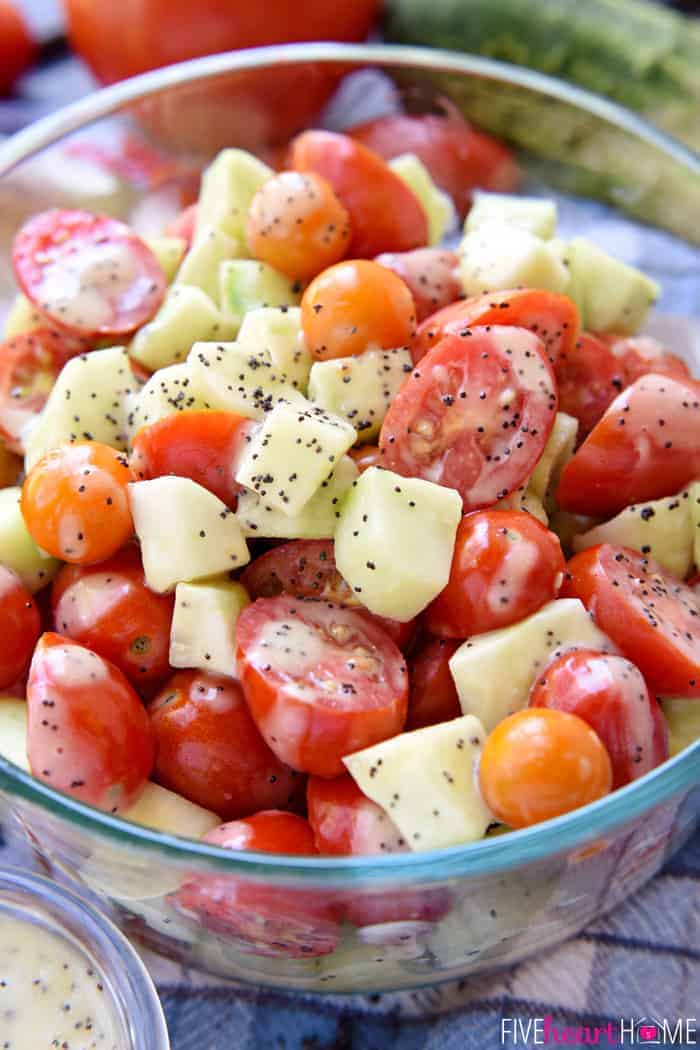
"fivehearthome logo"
500,1016,698,1045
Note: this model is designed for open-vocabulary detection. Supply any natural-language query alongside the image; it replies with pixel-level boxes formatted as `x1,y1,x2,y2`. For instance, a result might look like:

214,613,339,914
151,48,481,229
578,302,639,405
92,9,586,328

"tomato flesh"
0,566,41,689
375,249,461,323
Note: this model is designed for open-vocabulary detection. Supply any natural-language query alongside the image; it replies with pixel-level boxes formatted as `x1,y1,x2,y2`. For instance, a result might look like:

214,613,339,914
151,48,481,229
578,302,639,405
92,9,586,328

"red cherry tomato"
554,332,626,439
51,546,174,686
290,130,429,258
412,289,580,367
379,326,558,510
529,649,669,788
562,545,700,698
0,566,40,689
601,334,692,385
307,774,406,855
236,597,408,777
173,811,339,959
148,671,302,820
164,203,197,248
130,410,250,508
689,574,700,598
375,249,461,323
406,635,461,730
26,633,153,811
557,374,700,517
425,510,565,639
349,112,518,219
13,210,166,338
0,0,37,95
348,444,383,474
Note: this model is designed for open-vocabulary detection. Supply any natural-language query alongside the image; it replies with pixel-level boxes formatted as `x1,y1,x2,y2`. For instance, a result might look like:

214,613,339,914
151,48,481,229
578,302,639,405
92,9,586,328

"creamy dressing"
246,618,330,674
57,574,131,632
486,536,541,615
43,642,110,688
0,913,121,1049
37,242,138,331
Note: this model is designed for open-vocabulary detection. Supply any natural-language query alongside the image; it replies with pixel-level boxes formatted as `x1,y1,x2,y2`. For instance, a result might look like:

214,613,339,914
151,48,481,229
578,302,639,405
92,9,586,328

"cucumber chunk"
237,306,312,393
129,476,250,593
3,294,43,338
219,259,301,333
196,148,272,244
308,348,413,443
0,697,28,771
175,225,240,301
123,781,221,836
169,577,250,678
528,411,579,506
127,362,213,435
187,340,306,420
459,220,568,296
335,466,462,621
465,192,557,239
660,697,700,757
494,484,548,524
130,285,233,372
143,235,186,284
690,482,700,571
389,153,456,245
566,237,659,333
0,487,60,592
344,715,493,851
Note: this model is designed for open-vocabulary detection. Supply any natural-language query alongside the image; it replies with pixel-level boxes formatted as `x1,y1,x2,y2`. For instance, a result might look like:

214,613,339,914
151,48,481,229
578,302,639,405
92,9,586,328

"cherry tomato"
529,649,669,789
0,0,37,95
130,410,250,508
562,544,700,698
173,811,339,959
412,289,580,367
13,209,166,338
307,774,406,855
554,332,626,439
348,444,383,473
601,334,692,385
236,597,408,776
290,130,429,257
240,539,416,650
0,441,22,488
406,636,461,730
22,441,133,565
51,546,174,686
375,249,461,323
0,566,40,689
164,203,197,248
148,671,302,820
425,510,565,639
689,574,700,598
479,708,613,828
557,374,700,517
0,328,90,453
349,111,518,219
379,327,557,509
301,259,416,362
247,171,351,282
26,633,153,812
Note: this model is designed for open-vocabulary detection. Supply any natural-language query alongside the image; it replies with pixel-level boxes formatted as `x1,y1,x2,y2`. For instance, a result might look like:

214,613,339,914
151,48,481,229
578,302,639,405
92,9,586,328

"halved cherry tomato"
0,328,90,453
348,444,383,473
349,112,518,219
236,596,408,776
601,334,691,385
406,636,461,730
173,811,339,959
148,671,302,819
13,209,166,338
26,633,153,811
379,326,558,509
562,544,700,698
479,708,613,828
290,130,429,257
529,649,669,788
307,774,406,855
164,203,197,248
247,171,351,282
240,539,416,650
301,259,416,361
22,441,133,565
554,332,626,439
425,509,565,638
130,410,250,508
375,249,461,323
51,545,174,686
412,289,580,367
0,566,40,689
557,374,700,517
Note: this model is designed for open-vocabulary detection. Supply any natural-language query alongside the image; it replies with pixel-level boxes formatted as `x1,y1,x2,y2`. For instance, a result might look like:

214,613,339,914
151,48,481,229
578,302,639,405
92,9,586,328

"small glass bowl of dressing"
0,868,169,1050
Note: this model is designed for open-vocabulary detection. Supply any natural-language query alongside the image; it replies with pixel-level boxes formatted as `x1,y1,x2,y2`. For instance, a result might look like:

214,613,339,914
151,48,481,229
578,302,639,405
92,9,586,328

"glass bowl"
0,43,698,993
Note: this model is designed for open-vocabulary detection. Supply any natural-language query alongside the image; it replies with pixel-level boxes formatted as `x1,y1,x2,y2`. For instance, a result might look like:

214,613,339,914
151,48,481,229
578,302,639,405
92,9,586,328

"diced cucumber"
187,340,306,420
237,306,312,393
335,466,462,621
219,260,301,333
130,285,233,372
389,153,456,245
236,455,358,539
123,781,221,836
0,487,60,592
3,294,43,338
175,225,240,301
465,192,557,239
127,363,213,435
24,346,135,470
308,348,413,443
494,484,548,524
196,148,272,244
566,237,659,333
660,697,700,757
143,235,186,284
449,598,617,733
690,482,700,571
528,411,579,506
235,399,356,516
458,221,568,296
169,577,250,677
344,715,493,851
573,489,694,578
129,476,250,593
0,697,28,771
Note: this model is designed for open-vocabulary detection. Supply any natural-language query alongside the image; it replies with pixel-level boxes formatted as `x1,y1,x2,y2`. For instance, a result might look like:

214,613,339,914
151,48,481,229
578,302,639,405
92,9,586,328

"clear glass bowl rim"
0,42,698,885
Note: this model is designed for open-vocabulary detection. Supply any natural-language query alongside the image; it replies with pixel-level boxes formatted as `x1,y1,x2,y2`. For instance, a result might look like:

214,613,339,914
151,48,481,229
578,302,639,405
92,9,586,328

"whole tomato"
0,1,36,96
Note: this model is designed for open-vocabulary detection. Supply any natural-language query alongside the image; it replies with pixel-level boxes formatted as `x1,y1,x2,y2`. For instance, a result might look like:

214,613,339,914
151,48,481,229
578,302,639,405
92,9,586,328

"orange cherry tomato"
301,259,416,361
22,441,133,565
0,565,40,689
247,171,351,282
479,708,613,828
